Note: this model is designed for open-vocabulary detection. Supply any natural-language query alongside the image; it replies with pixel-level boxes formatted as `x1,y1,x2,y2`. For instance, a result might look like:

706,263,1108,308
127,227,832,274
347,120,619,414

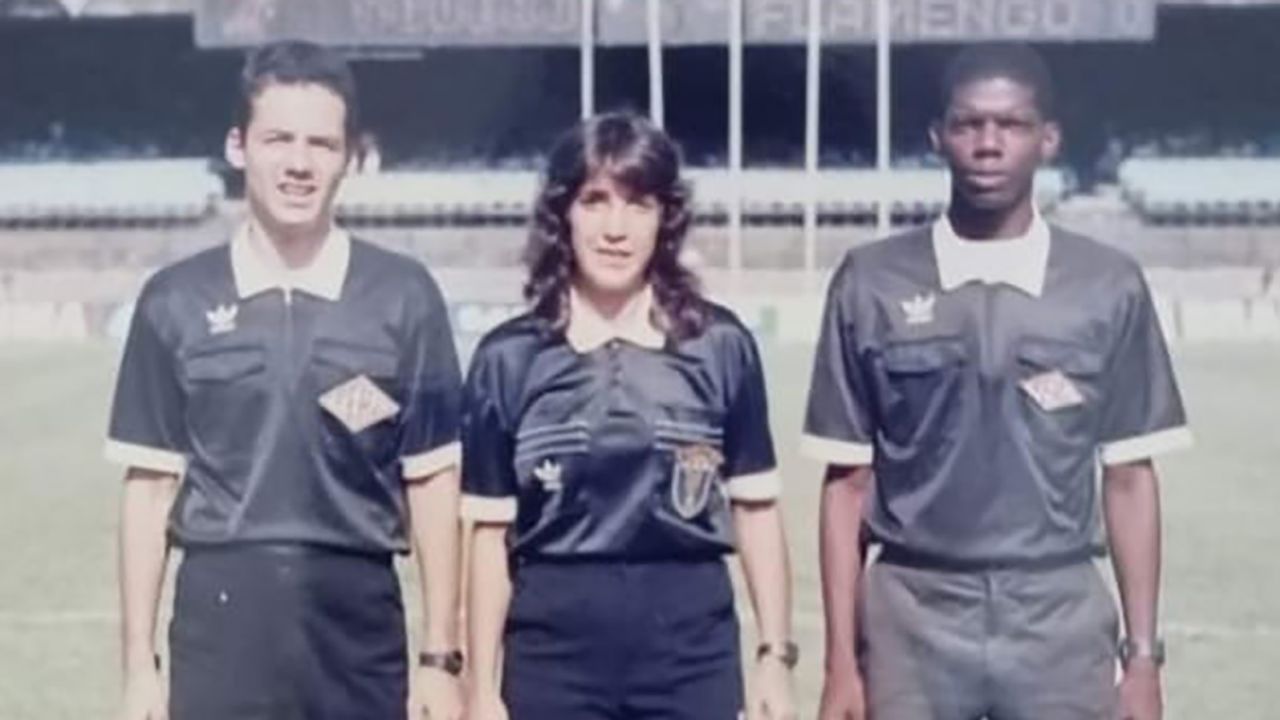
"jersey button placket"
607,341,623,386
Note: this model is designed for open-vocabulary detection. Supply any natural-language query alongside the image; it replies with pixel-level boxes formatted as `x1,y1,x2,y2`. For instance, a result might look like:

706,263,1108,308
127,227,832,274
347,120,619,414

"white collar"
565,284,665,353
230,222,350,301
931,210,1051,297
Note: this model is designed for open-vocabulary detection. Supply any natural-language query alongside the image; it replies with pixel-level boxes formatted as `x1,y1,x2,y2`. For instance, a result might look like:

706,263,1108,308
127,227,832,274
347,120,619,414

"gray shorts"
858,557,1119,720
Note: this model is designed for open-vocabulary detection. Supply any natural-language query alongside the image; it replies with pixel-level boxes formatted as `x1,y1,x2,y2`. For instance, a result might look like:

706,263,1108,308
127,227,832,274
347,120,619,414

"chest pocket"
181,342,268,466
1014,338,1106,454
874,338,968,451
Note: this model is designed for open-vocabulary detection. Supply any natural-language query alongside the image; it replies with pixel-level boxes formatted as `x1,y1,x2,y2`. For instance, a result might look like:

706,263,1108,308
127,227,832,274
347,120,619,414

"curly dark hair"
523,112,708,340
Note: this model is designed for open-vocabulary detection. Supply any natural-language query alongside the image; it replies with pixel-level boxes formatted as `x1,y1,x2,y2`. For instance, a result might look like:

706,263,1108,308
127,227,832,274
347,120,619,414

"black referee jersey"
802,218,1192,565
459,301,780,560
104,227,462,554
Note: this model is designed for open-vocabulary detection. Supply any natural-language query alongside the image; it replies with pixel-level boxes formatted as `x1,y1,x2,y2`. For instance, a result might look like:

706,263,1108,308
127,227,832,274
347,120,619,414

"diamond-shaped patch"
1019,370,1085,412
318,375,400,433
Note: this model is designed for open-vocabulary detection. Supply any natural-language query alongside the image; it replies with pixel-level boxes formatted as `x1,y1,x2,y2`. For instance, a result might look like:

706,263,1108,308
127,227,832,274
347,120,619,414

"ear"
1040,120,1062,164
928,121,943,155
224,127,246,170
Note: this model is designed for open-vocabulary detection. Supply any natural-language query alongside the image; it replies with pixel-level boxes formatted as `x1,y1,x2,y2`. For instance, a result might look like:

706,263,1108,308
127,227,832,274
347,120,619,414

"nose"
602,203,628,242
283,141,313,176
974,120,1003,157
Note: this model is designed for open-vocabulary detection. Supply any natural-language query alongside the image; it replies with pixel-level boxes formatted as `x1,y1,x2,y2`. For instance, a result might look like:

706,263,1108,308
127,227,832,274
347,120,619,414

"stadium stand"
0,158,222,226
1118,157,1280,224
335,167,1069,225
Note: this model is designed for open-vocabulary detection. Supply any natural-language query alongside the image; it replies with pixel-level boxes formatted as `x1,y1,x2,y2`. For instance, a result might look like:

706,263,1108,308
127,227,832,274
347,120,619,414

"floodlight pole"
581,0,595,119
647,0,664,127
728,0,744,273
803,0,821,275
876,0,891,235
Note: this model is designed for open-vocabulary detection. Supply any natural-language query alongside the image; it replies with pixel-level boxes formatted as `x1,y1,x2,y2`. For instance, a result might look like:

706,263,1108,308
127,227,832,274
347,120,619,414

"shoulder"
833,225,933,290
468,312,552,378
1048,225,1148,297
133,244,229,328
350,237,445,303
688,300,764,367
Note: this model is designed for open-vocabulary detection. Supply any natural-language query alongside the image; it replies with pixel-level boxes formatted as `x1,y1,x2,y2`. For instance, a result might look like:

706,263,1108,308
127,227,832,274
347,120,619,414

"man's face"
931,76,1060,214
225,82,349,238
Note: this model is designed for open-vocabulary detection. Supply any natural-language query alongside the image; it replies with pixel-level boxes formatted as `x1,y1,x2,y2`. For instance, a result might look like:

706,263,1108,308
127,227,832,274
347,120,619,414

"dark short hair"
233,40,359,139
939,43,1056,119
523,112,708,339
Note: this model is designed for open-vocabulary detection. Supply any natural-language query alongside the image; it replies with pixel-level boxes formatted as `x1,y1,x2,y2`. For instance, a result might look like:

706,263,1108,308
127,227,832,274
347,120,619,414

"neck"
249,211,329,270
573,281,647,322
947,196,1036,241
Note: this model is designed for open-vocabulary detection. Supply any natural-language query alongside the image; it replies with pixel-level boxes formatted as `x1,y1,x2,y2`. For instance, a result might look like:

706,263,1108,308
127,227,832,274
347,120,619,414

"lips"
278,182,316,200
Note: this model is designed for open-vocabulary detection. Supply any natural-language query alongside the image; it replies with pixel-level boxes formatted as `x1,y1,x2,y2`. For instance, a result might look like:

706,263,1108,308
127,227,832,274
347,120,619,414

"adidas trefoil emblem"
532,459,563,491
900,293,936,326
205,303,238,335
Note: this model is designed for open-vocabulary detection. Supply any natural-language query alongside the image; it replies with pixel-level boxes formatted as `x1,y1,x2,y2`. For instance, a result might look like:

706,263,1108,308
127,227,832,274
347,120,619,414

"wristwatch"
756,641,800,670
1117,637,1165,668
417,649,465,676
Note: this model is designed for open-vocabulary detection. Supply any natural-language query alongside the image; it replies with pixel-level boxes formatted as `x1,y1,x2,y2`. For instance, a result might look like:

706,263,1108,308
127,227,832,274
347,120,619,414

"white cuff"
103,439,186,475
459,494,518,523
1100,426,1195,466
727,469,782,502
799,433,874,466
402,441,461,480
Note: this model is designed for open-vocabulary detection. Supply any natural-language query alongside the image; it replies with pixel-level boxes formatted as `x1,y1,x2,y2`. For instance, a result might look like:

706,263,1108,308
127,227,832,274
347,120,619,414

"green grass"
0,341,1277,718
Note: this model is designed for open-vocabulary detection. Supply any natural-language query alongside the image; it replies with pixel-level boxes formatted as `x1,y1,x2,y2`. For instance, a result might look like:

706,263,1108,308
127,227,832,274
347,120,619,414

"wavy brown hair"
523,112,708,340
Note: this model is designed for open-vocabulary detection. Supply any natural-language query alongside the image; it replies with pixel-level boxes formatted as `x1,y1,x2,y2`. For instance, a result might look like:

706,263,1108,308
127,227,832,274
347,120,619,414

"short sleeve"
398,274,464,480
800,261,876,467
104,285,188,475
1098,272,1193,465
721,328,780,502
458,342,518,523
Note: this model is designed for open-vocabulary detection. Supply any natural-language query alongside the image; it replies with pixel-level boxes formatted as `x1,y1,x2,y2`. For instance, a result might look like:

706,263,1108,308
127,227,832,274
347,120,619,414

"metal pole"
803,0,821,274
876,0,891,235
581,0,594,119
728,0,744,273
647,0,664,127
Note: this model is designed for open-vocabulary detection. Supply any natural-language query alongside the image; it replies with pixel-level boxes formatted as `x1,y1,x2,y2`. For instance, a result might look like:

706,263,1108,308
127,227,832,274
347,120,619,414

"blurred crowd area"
2,6,1280,190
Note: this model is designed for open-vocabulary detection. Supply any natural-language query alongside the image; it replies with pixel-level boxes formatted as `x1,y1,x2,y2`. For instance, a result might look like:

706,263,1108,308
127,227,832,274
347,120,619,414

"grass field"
0,340,1277,718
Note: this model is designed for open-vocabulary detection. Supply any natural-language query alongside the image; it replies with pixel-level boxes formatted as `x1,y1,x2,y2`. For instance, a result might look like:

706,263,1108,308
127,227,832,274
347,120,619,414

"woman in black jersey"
460,112,796,720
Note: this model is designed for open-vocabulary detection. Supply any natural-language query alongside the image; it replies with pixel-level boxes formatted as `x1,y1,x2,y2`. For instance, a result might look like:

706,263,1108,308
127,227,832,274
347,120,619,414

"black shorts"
168,544,407,720
503,558,743,720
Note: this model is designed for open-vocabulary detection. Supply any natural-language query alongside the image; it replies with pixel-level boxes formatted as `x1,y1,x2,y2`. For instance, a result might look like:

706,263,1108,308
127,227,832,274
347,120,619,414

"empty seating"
1119,157,1280,223
0,159,222,225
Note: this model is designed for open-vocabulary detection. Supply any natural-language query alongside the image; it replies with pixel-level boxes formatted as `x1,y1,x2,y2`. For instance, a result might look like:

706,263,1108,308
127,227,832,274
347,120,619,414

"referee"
805,44,1192,720
461,113,796,720
105,42,464,720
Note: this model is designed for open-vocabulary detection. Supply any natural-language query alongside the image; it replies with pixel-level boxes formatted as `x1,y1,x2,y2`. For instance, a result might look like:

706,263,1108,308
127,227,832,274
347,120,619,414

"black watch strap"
756,641,800,670
417,649,464,676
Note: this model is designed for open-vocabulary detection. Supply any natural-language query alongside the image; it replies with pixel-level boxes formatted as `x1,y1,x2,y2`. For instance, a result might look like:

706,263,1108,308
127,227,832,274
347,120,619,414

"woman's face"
568,171,662,301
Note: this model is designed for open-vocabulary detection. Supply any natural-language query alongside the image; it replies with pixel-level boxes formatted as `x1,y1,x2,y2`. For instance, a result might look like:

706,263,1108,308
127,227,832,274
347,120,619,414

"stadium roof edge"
8,0,1278,21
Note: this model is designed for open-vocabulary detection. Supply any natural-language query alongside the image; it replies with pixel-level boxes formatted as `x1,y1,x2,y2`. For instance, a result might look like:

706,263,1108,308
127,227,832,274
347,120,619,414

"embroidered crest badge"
318,375,401,433
671,444,725,519
1019,370,1085,412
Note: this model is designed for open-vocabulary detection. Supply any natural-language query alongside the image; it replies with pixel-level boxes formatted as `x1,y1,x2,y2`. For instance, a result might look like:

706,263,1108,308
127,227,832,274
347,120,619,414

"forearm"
119,470,177,674
820,465,871,672
406,468,461,651
732,500,792,646
1103,460,1162,643
467,523,511,693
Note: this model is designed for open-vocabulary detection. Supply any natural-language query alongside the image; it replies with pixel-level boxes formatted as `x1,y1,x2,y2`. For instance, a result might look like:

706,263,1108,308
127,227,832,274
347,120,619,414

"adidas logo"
900,293,936,326
532,458,563,491
205,303,238,334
